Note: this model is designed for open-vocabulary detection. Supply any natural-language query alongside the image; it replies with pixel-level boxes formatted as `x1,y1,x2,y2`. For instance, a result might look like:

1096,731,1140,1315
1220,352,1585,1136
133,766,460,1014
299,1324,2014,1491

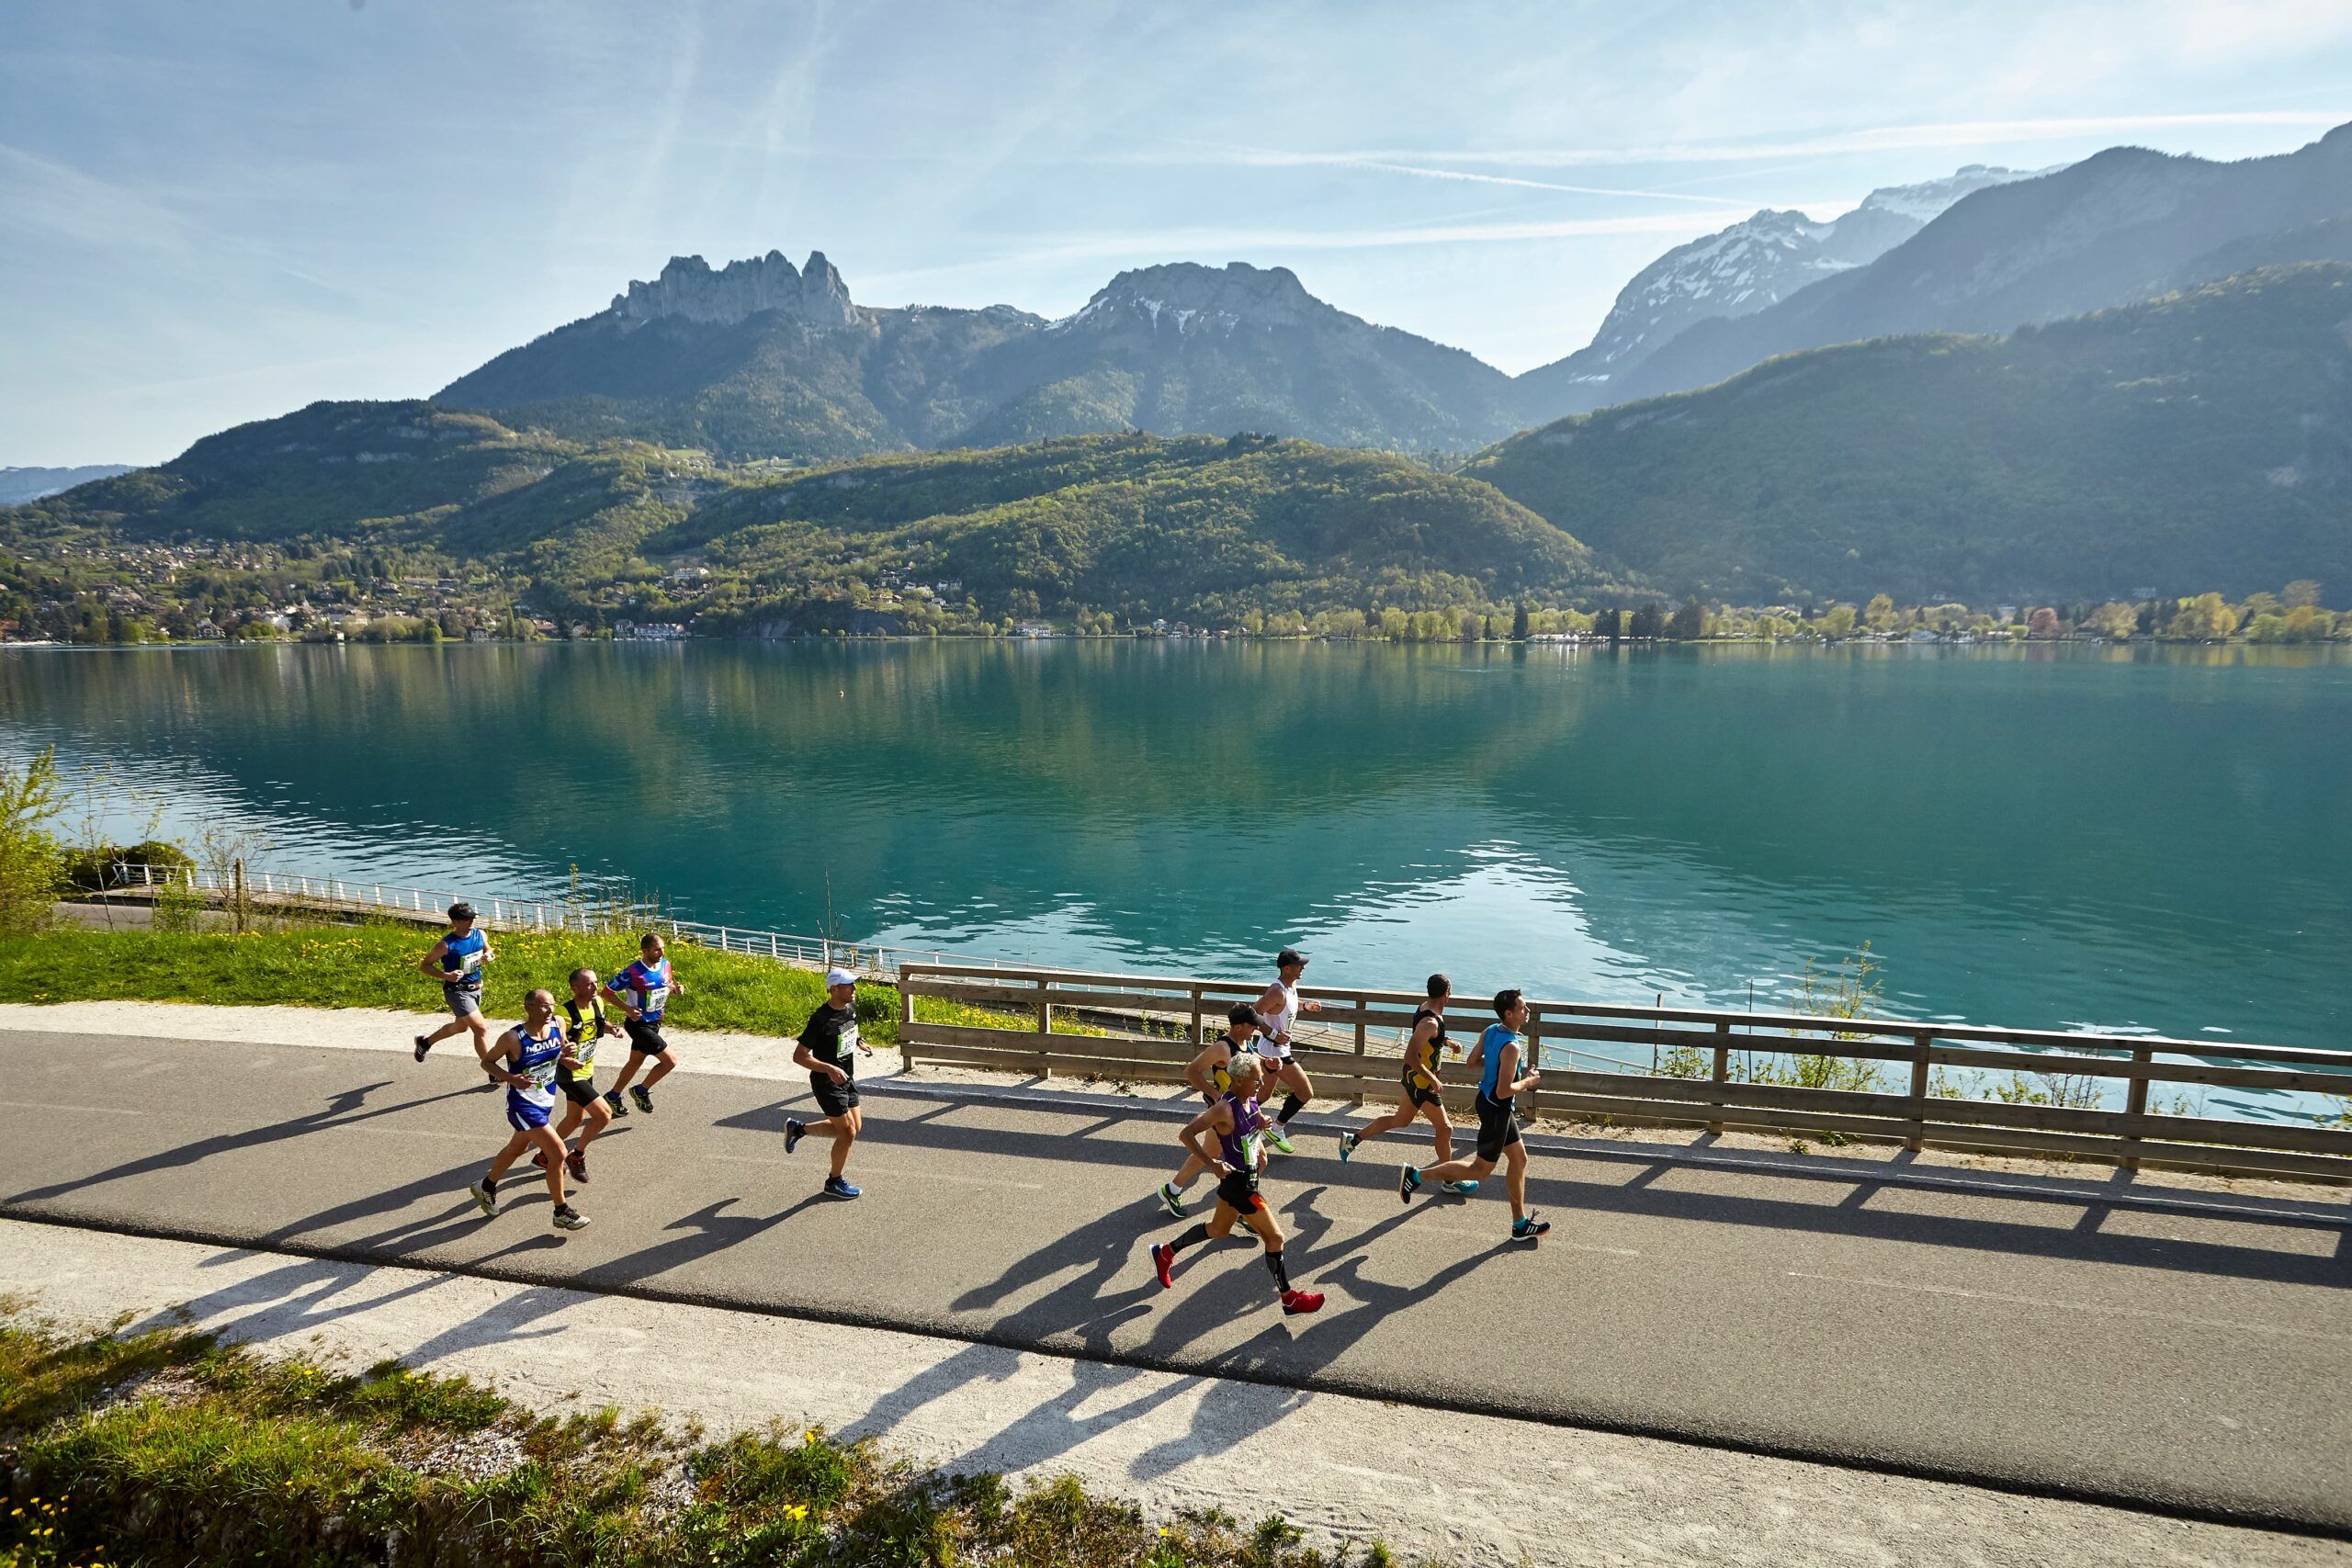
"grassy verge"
0,922,1088,1047
0,1316,1396,1568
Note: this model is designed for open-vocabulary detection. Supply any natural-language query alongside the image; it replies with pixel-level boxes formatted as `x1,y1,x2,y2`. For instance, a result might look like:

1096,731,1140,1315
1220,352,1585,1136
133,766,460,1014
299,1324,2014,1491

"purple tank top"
1218,1092,1266,1168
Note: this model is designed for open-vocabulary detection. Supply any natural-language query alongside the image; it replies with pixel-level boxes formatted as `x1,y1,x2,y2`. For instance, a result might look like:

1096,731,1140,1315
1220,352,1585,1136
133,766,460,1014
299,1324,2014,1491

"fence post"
899,970,918,1074
1035,977,1054,1080
233,859,248,934
1708,1020,1731,1135
1189,985,1204,1050
1907,1031,1932,1152
1352,993,1369,1109
2120,1045,2152,1171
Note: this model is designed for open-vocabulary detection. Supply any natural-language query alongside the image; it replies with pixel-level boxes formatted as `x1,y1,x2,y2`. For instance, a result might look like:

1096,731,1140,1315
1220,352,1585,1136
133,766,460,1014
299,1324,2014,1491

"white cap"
824,966,857,988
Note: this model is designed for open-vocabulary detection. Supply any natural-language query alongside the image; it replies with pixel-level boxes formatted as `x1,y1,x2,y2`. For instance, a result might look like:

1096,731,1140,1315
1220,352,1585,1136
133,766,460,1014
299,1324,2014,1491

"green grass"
0,1318,1401,1567
0,920,1086,1047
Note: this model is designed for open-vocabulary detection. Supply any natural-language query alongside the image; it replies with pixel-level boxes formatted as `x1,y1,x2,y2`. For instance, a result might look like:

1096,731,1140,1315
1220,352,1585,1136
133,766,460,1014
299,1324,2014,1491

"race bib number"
458,948,485,976
1240,1132,1263,1168
640,985,669,1017
837,1024,860,1055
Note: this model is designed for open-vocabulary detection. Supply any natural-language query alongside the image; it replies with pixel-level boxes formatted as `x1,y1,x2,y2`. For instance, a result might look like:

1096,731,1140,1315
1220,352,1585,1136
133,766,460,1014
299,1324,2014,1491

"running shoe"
1150,1241,1176,1289
1280,1289,1326,1316
784,1118,806,1155
1442,1179,1481,1196
1266,1127,1296,1156
413,1034,432,1063
603,1089,629,1119
630,1085,654,1114
1157,1181,1187,1218
1510,1214,1552,1244
467,1179,496,1218
1398,1165,1421,1203
530,1149,548,1170
822,1175,861,1200
567,1150,588,1185
552,1204,590,1232
1337,1132,1359,1163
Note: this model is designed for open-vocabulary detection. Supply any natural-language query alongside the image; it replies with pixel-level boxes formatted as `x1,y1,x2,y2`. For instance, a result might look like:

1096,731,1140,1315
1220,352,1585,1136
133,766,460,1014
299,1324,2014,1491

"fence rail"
106,862,1014,981
897,962,2352,1184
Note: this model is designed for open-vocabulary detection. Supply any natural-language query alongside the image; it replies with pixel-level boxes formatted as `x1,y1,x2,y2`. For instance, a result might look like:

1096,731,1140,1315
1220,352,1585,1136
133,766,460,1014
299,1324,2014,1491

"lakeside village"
1,535,2343,649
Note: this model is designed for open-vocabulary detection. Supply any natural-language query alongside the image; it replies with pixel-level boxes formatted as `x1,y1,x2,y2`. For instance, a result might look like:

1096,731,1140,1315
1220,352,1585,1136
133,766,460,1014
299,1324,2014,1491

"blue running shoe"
823,1175,861,1201
1398,1165,1421,1203
1510,1213,1551,1244
785,1118,806,1155
1337,1132,1359,1163
1443,1179,1480,1195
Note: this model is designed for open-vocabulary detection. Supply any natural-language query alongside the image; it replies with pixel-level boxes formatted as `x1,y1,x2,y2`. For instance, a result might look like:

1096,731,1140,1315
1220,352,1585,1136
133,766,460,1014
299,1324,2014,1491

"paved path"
2,1029,2347,1531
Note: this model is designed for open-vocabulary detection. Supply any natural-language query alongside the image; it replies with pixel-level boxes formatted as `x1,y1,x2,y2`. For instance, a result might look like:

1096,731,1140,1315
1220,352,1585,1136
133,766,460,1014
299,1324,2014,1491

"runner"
1155,1005,1263,1215
602,931,686,1116
465,987,590,1232
1147,1053,1324,1315
537,966,619,1185
1399,987,1551,1243
1338,973,1477,1194
782,966,873,1200
412,902,494,1069
1252,946,1320,1155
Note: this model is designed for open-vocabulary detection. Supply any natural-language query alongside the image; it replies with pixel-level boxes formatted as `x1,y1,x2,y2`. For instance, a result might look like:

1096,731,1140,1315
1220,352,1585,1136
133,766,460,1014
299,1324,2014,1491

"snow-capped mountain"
1514,165,2037,420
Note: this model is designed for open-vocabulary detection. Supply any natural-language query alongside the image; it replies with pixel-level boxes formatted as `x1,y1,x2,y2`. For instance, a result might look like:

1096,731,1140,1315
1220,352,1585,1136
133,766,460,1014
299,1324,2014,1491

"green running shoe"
630,1085,654,1114
1158,1182,1187,1217
603,1089,628,1118
1266,1126,1296,1156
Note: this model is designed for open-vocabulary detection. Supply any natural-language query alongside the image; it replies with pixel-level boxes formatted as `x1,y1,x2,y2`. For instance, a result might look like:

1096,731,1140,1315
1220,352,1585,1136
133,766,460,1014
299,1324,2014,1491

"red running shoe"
1151,1242,1176,1289
567,1150,588,1184
1281,1289,1325,1315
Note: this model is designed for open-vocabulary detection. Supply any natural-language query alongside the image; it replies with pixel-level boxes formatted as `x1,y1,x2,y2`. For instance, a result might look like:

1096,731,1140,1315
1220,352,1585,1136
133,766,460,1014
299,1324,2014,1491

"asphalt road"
2,1030,2346,1529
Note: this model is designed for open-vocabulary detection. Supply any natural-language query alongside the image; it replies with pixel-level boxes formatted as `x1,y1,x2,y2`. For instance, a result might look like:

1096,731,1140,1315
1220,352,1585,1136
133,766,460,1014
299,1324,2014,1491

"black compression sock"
1278,1095,1305,1124
1263,1249,1292,1292
1170,1222,1214,1254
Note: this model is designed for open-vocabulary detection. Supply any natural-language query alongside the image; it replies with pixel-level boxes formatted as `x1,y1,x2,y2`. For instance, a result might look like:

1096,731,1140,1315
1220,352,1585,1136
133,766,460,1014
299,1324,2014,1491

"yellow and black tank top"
1404,1006,1448,1089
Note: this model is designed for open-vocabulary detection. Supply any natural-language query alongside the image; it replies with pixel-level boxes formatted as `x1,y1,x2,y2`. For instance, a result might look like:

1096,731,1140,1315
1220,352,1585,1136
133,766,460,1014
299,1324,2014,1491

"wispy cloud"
1210,149,1761,208
1288,110,2349,170
0,143,193,254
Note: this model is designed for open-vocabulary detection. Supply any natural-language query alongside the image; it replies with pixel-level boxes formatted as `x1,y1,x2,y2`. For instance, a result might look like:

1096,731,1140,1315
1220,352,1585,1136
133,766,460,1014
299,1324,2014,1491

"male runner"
1156,1004,1263,1215
1339,973,1477,1194
413,902,493,1068
466,987,590,1232
1148,1053,1324,1315
537,966,619,1184
1399,987,1550,1243
603,931,686,1115
783,966,873,1200
1253,947,1320,1154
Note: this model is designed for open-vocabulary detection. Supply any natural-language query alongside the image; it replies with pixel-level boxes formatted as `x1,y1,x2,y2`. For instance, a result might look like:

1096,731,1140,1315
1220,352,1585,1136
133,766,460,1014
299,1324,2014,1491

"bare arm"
1178,1103,1234,1174
1408,1018,1441,1081
603,981,640,1021
793,1038,848,1082
1504,1041,1541,1097
490,1030,528,1088
1182,1042,1225,1098
417,938,452,980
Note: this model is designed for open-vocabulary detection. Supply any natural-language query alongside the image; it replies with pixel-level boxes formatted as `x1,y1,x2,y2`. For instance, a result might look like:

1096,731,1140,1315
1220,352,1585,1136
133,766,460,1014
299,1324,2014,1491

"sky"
5,1,2350,467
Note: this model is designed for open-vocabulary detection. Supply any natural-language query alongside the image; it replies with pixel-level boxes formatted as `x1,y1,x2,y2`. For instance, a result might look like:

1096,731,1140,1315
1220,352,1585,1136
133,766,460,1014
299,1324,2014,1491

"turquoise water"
5,639,2348,1049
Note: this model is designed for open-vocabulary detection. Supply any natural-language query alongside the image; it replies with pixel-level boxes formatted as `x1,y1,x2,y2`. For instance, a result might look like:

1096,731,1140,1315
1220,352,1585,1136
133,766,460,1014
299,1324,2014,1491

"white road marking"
1784,1270,2346,1341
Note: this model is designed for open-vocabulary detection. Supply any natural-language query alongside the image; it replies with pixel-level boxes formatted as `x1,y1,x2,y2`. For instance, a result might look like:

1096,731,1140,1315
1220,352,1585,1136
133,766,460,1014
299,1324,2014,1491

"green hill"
5,408,1616,630
1467,265,2352,602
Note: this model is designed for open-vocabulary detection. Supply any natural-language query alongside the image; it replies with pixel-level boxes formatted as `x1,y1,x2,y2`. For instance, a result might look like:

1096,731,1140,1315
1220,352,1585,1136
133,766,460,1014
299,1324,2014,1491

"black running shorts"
810,1071,860,1119
1403,1069,1441,1111
623,1019,671,1056
1474,1092,1521,1163
558,1074,600,1108
1216,1169,1266,1215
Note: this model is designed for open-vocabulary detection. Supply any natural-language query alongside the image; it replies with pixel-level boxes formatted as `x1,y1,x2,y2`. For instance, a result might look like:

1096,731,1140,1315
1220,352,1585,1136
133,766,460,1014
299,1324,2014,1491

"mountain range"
10,122,2352,615
0,465,134,506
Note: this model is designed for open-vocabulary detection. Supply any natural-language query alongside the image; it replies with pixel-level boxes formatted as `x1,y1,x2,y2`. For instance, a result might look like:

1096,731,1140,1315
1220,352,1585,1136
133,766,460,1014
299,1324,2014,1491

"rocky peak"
1053,261,1330,333
610,249,862,329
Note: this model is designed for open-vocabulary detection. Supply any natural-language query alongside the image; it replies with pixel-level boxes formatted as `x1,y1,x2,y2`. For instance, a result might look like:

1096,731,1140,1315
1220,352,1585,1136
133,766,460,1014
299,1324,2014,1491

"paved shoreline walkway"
0,1004,2346,1554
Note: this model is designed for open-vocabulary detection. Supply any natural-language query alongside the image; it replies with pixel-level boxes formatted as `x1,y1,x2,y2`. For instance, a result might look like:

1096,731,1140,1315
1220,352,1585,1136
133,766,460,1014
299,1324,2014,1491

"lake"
5,639,2348,1049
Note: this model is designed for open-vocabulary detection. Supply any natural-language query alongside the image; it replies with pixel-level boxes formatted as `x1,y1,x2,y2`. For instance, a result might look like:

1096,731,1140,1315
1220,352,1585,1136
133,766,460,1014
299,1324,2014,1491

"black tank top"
1407,1006,1448,1082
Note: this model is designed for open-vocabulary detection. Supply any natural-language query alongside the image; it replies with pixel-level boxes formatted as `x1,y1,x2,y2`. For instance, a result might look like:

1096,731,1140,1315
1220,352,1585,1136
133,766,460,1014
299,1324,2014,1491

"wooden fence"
897,962,2352,1183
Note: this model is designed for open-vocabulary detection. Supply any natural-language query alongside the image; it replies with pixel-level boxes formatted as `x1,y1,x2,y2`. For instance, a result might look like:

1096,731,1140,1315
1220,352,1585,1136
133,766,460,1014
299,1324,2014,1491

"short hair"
447,901,476,922
1426,973,1451,998
526,987,554,1007
1227,1003,1259,1028
1227,1051,1264,1081
639,931,662,950
1491,987,1523,1019
568,966,594,987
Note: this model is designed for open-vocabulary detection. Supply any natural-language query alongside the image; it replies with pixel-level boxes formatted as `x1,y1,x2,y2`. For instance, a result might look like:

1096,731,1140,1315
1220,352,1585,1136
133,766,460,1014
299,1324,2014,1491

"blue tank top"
506,1020,565,1112
1217,1092,1266,1170
1478,1023,1522,1101
442,929,488,989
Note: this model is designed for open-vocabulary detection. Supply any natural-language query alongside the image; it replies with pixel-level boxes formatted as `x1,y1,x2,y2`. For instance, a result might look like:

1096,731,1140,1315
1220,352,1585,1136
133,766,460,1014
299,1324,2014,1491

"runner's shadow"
5,1081,482,1204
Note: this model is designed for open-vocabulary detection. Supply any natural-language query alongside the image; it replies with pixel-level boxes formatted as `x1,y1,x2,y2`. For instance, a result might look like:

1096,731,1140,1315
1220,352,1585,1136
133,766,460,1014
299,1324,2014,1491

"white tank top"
1256,979,1299,1058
